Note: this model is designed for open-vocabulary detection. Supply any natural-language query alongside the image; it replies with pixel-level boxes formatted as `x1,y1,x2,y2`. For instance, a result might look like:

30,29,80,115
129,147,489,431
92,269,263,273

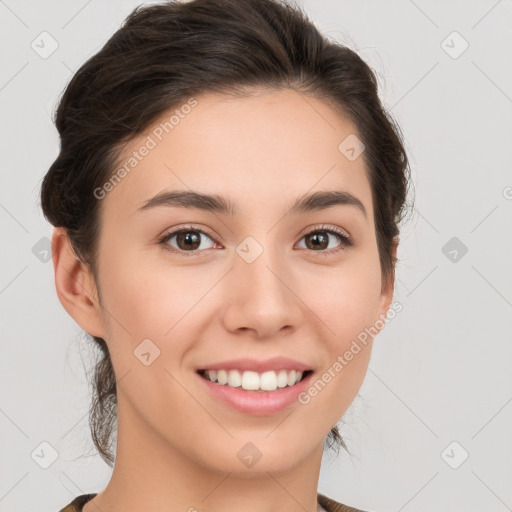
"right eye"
158,226,219,256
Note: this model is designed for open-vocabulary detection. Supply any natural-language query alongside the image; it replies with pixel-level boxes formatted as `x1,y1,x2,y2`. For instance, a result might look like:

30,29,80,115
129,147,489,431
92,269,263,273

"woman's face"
78,88,394,474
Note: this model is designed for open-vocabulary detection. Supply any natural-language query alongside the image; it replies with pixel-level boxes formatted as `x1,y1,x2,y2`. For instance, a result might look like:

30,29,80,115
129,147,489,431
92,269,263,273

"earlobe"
51,227,106,339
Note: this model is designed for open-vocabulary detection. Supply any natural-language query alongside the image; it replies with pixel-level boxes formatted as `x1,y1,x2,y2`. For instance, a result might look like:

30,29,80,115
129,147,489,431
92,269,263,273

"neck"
85,394,325,512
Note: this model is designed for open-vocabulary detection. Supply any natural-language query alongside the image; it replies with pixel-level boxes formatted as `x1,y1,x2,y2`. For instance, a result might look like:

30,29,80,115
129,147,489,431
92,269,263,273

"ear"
377,237,398,322
51,227,106,339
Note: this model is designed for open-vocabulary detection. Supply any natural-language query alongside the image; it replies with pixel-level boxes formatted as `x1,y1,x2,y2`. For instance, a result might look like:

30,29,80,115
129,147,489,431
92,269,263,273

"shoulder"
60,492,366,512
58,493,97,512
318,492,371,512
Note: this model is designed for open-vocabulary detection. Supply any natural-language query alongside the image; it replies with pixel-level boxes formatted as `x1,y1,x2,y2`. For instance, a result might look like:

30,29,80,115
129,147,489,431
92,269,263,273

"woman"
40,0,411,510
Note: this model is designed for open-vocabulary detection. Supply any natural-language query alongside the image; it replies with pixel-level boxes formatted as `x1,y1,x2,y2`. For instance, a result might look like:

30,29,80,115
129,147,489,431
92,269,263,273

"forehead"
101,88,373,223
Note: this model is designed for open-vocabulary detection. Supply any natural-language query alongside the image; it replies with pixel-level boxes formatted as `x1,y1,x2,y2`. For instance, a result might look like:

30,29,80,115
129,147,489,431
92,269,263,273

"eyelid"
159,224,218,243
297,223,351,240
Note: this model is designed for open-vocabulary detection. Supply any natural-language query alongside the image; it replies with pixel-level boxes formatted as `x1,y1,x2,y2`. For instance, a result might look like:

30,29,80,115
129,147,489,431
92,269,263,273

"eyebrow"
137,189,367,219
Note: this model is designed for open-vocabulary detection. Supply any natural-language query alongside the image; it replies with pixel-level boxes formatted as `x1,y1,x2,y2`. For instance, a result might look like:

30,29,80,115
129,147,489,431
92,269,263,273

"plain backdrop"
1,1,511,511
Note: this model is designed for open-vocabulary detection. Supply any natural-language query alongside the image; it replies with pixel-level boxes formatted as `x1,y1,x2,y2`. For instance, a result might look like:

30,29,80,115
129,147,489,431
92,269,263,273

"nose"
221,244,303,339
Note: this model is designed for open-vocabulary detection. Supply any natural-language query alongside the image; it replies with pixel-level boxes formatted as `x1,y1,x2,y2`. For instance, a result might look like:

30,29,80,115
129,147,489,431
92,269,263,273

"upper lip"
196,356,313,373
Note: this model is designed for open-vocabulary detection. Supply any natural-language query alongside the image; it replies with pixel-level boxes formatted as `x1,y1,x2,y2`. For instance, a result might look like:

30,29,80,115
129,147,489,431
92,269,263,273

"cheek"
95,250,206,423
297,261,381,430
96,242,207,362
298,250,383,343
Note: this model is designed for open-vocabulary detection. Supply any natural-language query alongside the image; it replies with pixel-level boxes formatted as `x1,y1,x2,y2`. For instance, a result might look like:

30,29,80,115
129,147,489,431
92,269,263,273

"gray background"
1,1,511,511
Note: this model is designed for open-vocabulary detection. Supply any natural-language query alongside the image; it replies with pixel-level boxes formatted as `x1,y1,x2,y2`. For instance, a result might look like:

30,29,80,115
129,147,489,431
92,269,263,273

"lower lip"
196,371,314,416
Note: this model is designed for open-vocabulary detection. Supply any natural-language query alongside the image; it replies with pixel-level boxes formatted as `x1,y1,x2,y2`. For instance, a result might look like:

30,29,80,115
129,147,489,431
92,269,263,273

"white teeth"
203,369,306,391
276,370,288,388
260,371,277,391
241,371,260,390
228,369,242,387
217,369,228,385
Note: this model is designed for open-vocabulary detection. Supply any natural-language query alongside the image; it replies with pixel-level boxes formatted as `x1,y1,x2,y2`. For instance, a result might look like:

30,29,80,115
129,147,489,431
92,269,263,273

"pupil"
308,231,327,250
179,231,200,250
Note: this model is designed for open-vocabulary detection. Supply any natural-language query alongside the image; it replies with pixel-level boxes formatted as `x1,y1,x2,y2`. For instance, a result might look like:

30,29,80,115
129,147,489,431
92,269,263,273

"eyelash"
157,224,353,258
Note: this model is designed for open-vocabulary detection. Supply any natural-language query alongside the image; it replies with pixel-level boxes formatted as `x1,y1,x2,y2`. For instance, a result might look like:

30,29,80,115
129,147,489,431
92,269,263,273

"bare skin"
53,88,396,512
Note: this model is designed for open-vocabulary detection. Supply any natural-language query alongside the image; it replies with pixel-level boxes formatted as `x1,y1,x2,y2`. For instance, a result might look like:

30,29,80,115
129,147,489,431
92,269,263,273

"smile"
196,368,315,415
197,368,312,392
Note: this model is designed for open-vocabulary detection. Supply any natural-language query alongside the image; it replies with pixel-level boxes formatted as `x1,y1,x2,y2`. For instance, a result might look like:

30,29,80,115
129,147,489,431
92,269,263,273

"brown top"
58,492,369,512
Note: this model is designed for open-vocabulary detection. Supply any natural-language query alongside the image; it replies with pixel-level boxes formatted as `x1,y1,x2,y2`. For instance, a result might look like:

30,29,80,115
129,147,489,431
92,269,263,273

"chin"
194,435,311,476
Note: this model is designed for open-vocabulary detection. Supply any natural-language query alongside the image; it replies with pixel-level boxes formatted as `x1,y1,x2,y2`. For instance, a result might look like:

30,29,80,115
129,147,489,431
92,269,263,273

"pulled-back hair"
40,0,412,467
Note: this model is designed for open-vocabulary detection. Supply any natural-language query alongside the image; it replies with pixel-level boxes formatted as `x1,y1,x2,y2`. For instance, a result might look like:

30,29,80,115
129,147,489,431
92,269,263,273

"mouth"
196,368,314,392
195,366,315,415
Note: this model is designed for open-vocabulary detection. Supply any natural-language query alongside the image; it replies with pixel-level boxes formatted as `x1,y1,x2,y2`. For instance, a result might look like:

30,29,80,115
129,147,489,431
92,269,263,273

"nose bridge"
242,247,284,296
223,234,301,335
238,236,286,300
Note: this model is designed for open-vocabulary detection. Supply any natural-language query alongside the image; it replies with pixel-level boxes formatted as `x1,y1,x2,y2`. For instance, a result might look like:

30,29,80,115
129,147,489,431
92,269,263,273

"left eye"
296,229,349,252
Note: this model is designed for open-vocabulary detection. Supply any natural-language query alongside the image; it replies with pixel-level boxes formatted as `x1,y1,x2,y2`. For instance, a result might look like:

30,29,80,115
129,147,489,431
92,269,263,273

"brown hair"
40,0,412,467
